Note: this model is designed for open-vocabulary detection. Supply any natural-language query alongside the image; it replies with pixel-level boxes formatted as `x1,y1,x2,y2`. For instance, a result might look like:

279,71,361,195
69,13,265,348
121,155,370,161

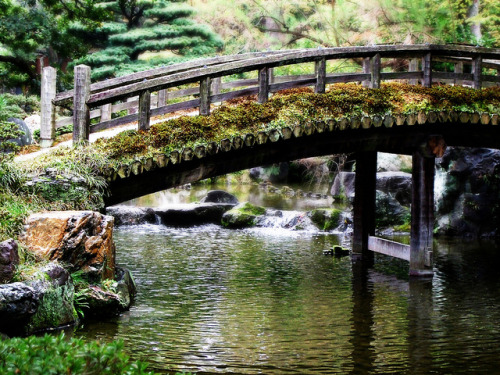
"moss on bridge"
92,83,500,163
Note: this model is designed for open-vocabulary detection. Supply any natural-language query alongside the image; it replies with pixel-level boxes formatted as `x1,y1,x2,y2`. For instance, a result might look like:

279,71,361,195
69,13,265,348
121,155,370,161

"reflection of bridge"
39,44,500,277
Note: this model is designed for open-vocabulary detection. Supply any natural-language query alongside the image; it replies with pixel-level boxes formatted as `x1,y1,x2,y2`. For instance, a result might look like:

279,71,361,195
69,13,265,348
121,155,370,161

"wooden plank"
433,72,473,81
53,50,299,104
211,87,259,103
199,77,211,115
138,90,151,130
473,55,482,89
269,78,316,92
73,65,91,144
90,113,138,133
380,71,423,80
371,54,381,89
258,66,270,103
315,57,326,94
423,53,432,88
40,67,57,148
56,117,73,128
211,76,221,96
368,236,410,261
483,74,500,83
325,73,371,84
100,104,112,122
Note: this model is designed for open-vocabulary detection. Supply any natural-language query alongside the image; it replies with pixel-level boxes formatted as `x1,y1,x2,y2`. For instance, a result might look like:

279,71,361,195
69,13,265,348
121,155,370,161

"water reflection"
75,226,500,373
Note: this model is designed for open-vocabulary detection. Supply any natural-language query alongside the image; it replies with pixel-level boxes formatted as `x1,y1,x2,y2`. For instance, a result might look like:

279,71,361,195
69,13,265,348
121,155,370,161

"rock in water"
0,239,19,283
0,283,38,331
200,190,239,204
23,211,115,280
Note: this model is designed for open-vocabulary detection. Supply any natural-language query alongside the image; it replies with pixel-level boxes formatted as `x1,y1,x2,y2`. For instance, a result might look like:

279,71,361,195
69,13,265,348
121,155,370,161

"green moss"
310,208,342,231
237,202,266,216
221,202,266,228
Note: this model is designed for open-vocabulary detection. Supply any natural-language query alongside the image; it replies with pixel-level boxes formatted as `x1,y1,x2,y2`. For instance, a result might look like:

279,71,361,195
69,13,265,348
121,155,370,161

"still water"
77,186,500,374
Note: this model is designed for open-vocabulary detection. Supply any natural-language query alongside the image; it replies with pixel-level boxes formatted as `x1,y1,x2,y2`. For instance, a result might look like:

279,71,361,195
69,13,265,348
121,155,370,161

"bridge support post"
258,67,270,103
410,150,435,277
138,90,151,131
315,58,326,94
352,151,376,264
473,56,482,89
200,76,211,115
40,66,56,148
73,65,91,145
370,54,381,89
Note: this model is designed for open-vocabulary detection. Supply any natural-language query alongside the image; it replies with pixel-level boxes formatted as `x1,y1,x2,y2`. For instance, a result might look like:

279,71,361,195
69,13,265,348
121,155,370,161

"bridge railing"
40,44,500,147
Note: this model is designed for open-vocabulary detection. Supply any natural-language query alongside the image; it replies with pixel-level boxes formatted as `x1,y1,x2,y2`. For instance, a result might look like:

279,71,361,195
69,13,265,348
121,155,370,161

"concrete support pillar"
410,151,435,277
352,151,377,264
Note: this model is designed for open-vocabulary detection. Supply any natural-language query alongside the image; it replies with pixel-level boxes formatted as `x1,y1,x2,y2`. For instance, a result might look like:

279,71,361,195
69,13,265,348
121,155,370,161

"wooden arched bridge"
39,44,500,277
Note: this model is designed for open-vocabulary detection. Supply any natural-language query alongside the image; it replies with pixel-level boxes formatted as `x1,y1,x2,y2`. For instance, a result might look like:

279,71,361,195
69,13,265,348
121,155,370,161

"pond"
76,184,500,374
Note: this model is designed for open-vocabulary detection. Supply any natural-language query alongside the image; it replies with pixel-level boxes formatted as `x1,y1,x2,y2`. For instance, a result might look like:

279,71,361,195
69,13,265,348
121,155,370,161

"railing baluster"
158,89,168,107
200,77,211,115
370,54,381,89
454,61,463,86
73,64,91,145
315,57,326,94
409,58,418,85
423,53,432,88
362,57,371,88
100,104,111,122
473,55,482,89
40,66,57,148
138,90,151,131
258,67,270,104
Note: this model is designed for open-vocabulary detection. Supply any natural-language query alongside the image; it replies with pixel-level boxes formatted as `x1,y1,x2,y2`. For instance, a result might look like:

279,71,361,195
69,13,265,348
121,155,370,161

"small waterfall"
434,166,447,208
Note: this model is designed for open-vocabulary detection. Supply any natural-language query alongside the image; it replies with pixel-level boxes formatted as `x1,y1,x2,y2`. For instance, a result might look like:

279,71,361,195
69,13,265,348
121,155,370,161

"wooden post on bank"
352,151,377,264
73,65,91,145
40,66,56,148
410,151,435,277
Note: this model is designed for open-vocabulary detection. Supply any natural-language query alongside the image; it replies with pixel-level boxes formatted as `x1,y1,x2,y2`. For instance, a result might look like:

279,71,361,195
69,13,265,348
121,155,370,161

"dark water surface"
76,185,500,374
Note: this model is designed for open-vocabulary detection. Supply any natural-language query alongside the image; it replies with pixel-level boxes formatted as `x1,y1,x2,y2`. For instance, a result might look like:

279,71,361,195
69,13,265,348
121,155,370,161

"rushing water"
76,186,500,374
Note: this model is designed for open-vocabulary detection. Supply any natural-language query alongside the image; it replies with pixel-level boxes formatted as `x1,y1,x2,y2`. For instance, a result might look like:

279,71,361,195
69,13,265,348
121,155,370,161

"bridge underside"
104,119,500,277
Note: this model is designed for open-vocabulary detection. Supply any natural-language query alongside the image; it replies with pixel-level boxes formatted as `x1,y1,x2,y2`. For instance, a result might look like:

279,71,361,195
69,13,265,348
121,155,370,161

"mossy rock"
309,208,342,231
221,202,266,229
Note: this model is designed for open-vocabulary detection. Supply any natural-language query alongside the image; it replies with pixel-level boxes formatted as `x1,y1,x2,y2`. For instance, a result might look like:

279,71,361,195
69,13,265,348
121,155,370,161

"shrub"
0,333,155,374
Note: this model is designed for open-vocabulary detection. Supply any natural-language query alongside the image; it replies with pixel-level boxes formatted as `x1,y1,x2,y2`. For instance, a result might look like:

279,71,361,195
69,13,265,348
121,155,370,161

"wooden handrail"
40,44,500,147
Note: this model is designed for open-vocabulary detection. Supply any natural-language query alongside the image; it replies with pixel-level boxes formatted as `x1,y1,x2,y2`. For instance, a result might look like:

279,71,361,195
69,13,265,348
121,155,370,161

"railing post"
473,55,482,89
158,89,168,108
100,104,111,122
211,77,221,96
258,67,270,104
409,58,418,85
454,61,463,86
410,150,434,277
352,151,377,265
315,57,326,94
138,90,151,131
269,68,275,84
422,53,432,88
40,66,57,148
73,64,91,145
199,76,211,115
370,54,381,89
362,57,371,88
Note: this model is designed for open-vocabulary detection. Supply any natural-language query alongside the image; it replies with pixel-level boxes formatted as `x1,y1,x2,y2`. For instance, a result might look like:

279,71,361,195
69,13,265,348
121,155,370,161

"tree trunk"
468,0,482,41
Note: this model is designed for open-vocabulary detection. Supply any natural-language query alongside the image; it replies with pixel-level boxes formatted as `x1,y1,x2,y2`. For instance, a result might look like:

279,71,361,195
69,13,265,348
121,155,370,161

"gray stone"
7,118,32,146
375,191,410,228
0,283,38,327
376,171,412,206
200,190,239,204
330,172,356,201
156,203,235,226
0,239,19,283
106,206,157,226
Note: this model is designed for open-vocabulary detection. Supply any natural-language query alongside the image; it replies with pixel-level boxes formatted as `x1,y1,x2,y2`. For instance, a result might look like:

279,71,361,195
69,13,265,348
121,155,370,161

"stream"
76,183,500,374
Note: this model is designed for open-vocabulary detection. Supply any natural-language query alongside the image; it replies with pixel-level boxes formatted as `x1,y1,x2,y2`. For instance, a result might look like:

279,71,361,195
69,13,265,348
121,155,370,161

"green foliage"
0,333,156,374
75,0,223,80
310,208,342,231
33,124,73,142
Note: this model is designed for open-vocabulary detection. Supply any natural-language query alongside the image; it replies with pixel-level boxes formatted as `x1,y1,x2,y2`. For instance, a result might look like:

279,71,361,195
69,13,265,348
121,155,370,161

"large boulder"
377,152,412,172
156,203,235,226
435,147,500,237
309,209,343,231
330,172,356,201
222,202,267,228
376,191,410,229
200,190,239,204
376,172,412,206
106,206,157,226
7,118,32,146
0,283,38,332
0,239,19,283
23,211,115,280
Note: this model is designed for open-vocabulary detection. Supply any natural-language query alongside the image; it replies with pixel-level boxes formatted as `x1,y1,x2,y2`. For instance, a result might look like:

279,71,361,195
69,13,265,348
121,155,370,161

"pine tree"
75,0,223,80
